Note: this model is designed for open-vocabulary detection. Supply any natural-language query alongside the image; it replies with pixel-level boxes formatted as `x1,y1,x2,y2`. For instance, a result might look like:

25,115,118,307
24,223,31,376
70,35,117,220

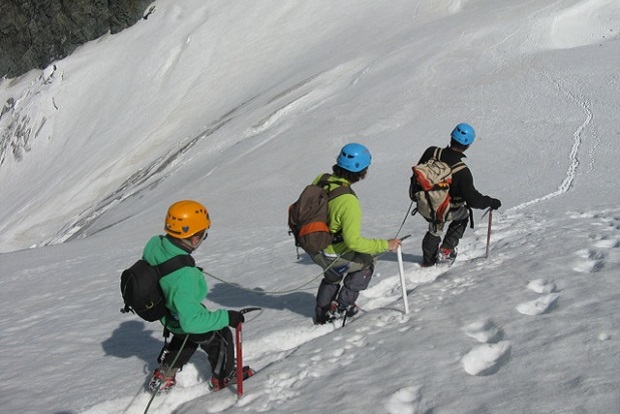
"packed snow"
1,1,619,413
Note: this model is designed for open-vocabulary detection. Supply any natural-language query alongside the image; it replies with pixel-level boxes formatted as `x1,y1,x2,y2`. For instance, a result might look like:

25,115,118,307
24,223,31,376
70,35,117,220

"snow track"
2,1,620,413
508,72,593,212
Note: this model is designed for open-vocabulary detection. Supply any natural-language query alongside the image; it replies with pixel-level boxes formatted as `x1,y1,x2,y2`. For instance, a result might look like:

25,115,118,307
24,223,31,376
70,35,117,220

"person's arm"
455,168,497,210
162,269,229,333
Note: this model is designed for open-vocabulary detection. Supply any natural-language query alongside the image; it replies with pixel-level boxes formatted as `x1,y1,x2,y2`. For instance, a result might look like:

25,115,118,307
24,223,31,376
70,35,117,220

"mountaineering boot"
325,301,359,322
209,366,256,391
324,301,344,322
148,367,178,394
208,376,226,392
344,303,360,318
437,247,457,265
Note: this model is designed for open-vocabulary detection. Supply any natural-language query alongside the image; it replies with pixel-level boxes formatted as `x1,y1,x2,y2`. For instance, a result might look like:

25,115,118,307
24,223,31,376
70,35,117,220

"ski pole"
397,235,411,315
485,208,493,258
236,323,243,397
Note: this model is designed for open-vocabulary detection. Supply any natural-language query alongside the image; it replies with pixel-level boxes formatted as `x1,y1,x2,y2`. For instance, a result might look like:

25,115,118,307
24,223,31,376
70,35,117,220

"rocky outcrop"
0,0,156,79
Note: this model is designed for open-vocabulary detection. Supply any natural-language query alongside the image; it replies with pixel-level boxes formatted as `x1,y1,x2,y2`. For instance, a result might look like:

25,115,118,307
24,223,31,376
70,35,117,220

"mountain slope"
0,1,619,413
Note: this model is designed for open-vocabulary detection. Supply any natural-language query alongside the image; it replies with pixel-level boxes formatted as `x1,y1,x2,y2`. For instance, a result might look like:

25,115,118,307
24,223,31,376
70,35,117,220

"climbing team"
127,123,501,394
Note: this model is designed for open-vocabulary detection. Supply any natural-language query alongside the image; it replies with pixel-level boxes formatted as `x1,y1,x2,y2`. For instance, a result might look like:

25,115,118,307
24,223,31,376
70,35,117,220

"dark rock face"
0,0,155,79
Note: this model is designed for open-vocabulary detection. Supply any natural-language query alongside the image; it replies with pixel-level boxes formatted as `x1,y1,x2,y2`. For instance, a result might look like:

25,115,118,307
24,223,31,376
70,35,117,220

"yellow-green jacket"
313,174,389,255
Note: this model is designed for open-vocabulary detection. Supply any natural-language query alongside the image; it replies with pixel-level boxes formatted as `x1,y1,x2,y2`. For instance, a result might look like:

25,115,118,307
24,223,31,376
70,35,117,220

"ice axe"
236,307,261,397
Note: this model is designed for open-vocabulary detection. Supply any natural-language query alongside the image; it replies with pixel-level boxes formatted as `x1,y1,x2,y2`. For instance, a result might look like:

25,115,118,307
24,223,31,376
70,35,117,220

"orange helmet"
164,200,211,238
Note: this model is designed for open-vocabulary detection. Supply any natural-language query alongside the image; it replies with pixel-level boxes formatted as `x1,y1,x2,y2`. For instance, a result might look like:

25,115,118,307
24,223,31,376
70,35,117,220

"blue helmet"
451,123,476,146
337,143,372,172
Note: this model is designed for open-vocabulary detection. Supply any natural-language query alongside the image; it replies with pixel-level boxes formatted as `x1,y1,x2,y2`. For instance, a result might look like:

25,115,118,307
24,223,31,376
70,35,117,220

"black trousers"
422,205,470,265
162,328,234,380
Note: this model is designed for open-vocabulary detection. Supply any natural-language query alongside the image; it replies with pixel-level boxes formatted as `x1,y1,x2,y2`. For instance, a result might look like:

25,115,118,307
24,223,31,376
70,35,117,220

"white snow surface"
1,1,619,413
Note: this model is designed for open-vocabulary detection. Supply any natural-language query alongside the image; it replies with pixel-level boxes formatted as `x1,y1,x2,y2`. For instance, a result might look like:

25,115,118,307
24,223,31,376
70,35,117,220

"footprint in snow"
516,293,560,316
462,341,511,376
385,385,429,414
462,318,504,343
573,248,605,273
345,334,367,348
516,278,559,316
574,215,620,273
460,318,510,376
260,370,303,403
591,234,620,249
526,278,557,294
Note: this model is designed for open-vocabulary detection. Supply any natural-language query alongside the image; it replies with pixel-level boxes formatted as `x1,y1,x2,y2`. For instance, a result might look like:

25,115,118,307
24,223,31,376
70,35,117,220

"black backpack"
288,173,355,255
120,253,195,322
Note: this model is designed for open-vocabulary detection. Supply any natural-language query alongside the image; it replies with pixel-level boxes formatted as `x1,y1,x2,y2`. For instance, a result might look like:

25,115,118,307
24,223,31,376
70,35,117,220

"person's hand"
387,238,402,252
490,198,502,210
227,310,245,328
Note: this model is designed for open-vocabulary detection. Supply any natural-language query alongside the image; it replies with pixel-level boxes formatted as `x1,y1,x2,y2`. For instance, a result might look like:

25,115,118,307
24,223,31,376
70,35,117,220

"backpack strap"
317,173,332,187
329,184,355,200
317,173,356,200
438,150,470,227
316,174,355,245
451,162,467,174
156,254,195,277
155,254,195,329
436,147,468,173
433,147,442,160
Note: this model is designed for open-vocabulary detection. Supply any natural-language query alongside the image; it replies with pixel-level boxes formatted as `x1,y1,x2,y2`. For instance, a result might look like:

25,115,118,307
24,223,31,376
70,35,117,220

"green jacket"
313,174,389,255
142,235,229,334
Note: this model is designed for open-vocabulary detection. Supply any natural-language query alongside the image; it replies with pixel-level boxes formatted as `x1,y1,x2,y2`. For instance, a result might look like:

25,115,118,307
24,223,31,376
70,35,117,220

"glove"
490,198,502,210
227,310,245,328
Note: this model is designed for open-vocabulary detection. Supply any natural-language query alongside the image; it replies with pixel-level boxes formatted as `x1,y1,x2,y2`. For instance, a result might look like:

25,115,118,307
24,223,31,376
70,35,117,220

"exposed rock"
0,0,155,79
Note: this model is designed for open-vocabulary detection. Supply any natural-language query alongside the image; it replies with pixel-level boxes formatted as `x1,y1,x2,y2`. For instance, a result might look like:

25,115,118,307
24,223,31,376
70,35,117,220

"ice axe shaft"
485,209,493,258
397,245,409,314
236,323,243,397
235,307,261,397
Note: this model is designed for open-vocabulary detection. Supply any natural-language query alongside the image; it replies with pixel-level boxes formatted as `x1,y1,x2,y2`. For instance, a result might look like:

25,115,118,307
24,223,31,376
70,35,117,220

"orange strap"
299,222,330,237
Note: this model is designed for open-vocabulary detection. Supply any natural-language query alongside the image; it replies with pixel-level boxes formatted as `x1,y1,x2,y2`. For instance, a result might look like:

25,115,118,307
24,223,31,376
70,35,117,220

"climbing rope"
200,252,343,295
202,201,415,295
143,334,189,414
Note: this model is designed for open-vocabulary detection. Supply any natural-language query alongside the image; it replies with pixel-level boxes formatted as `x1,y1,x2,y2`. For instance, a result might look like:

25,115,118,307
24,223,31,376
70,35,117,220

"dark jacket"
417,146,495,210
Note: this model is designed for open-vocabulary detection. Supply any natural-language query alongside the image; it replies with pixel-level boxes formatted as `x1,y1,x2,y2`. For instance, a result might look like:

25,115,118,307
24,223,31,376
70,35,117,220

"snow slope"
0,1,619,413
